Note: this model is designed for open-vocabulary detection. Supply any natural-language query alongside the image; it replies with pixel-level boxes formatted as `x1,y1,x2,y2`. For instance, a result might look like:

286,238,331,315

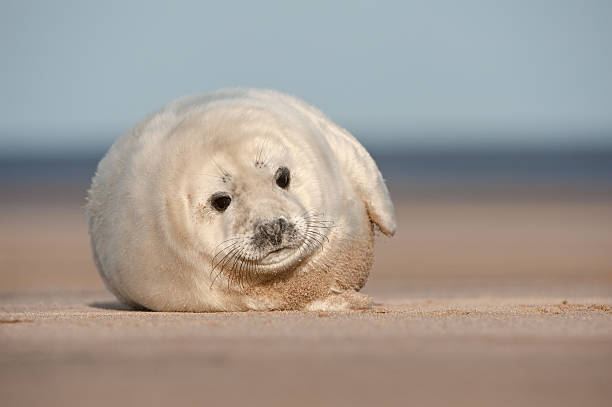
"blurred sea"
1,144,611,204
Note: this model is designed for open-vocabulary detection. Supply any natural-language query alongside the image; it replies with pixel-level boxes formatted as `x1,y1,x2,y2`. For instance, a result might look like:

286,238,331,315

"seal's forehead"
175,104,306,179
211,133,293,171
174,102,314,155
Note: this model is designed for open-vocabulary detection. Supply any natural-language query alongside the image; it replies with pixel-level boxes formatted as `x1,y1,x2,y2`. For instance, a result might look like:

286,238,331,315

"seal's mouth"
258,245,297,266
209,213,334,285
240,232,317,274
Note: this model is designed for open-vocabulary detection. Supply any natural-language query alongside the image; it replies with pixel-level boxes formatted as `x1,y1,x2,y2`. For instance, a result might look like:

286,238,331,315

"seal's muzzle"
254,217,293,247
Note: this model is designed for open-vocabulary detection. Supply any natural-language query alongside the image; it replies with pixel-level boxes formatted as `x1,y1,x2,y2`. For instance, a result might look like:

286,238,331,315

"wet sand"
1,185,612,406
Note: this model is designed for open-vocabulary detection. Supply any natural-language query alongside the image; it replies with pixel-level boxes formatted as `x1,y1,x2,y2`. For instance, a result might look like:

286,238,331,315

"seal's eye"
210,193,232,212
275,167,290,189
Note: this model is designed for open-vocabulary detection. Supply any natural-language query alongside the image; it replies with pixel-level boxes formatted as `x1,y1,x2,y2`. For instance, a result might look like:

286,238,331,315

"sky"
2,0,612,154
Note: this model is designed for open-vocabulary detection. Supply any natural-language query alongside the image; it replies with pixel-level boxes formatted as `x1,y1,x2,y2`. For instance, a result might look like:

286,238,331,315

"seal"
86,88,396,311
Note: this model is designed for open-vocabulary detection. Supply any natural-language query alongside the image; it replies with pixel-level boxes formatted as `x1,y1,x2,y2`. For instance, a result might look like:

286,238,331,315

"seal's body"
87,89,395,311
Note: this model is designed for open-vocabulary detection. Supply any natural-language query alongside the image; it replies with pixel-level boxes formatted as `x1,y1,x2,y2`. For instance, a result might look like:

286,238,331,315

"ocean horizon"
1,145,611,184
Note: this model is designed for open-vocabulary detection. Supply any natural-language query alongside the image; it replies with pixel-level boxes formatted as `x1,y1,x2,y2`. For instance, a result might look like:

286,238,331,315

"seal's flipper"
305,291,373,311
323,127,396,237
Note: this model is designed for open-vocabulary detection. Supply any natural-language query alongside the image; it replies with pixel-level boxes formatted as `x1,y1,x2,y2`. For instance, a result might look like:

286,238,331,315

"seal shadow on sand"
88,301,150,312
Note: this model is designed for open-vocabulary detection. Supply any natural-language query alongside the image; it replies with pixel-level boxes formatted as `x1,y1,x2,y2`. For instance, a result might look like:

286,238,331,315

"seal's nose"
255,217,288,246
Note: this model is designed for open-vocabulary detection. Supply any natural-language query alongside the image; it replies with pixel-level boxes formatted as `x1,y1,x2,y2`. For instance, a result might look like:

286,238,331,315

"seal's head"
87,89,395,311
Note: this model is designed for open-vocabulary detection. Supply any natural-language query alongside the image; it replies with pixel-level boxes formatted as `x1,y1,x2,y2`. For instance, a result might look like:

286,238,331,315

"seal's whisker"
210,243,240,274
305,216,333,223
210,245,242,288
235,247,250,290
255,138,267,167
228,245,247,278
214,236,244,249
303,232,324,253
245,250,256,287
303,210,330,220
211,158,229,178
210,240,243,270
234,246,251,290
256,141,264,165
247,252,256,286
306,223,335,231
209,268,225,289
305,230,325,243
304,214,332,222
211,241,242,262
254,137,276,168
306,217,334,223
305,229,329,244
221,247,243,290
212,235,246,252
210,237,246,263
210,243,243,285
185,172,226,180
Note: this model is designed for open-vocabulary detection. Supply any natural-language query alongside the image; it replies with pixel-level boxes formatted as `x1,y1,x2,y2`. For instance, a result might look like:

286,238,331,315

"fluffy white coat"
86,88,395,311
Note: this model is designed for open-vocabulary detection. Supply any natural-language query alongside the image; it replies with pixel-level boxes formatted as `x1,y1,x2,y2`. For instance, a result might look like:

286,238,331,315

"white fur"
86,88,395,311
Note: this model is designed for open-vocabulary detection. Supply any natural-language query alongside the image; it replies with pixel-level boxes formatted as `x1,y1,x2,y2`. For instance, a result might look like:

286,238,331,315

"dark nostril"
256,217,289,245
278,217,287,231
264,223,276,236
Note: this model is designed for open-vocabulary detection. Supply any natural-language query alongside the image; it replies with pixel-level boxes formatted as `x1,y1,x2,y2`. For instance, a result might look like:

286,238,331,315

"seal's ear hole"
210,193,232,212
275,167,290,189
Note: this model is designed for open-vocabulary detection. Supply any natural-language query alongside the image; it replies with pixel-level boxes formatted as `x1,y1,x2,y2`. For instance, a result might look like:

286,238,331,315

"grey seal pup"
86,88,396,311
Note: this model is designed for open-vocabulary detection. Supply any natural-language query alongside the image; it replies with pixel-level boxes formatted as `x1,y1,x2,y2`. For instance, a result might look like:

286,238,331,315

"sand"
1,185,612,406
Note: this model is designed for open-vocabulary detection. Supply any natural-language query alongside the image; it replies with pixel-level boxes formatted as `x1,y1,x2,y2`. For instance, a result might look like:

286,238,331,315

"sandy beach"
1,184,611,406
